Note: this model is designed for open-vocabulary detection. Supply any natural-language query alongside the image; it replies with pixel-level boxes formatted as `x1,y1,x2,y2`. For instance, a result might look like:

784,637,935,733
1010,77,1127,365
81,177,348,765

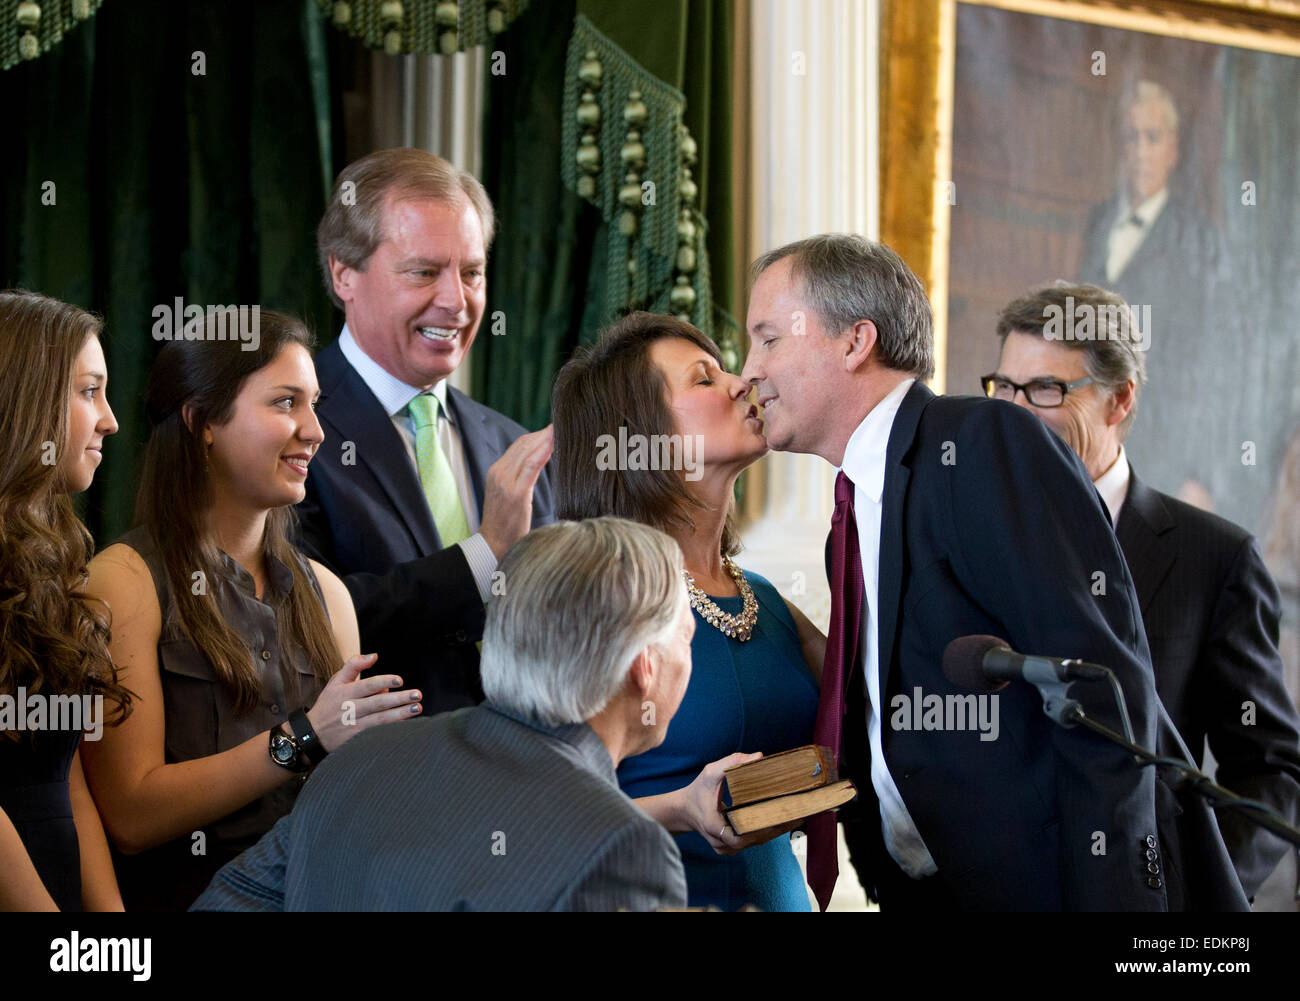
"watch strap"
288,708,327,766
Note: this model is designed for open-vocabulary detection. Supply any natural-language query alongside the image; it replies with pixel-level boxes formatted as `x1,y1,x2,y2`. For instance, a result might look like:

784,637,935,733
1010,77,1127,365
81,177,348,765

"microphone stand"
1037,678,1300,849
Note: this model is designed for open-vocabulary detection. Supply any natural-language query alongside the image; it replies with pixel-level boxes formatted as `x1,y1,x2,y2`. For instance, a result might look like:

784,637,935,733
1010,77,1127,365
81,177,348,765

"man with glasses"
990,282,1300,907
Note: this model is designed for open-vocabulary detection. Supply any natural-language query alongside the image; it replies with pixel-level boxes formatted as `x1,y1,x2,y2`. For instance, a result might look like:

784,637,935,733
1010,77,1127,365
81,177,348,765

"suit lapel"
447,386,492,511
1115,470,1176,615
1081,195,1120,284
316,342,441,554
1117,198,1178,286
876,381,933,697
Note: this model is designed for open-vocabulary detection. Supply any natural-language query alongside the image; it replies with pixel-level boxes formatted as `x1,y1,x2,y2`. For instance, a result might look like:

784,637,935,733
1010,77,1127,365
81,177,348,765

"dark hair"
750,234,935,380
551,311,740,556
995,282,1147,438
0,291,133,739
136,310,339,714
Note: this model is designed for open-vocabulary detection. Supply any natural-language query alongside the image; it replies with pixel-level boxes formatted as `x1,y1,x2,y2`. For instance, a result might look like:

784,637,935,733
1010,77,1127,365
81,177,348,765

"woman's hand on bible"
683,752,808,856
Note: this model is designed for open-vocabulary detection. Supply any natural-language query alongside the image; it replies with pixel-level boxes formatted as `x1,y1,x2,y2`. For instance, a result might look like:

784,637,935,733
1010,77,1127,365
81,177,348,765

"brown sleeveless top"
112,525,330,911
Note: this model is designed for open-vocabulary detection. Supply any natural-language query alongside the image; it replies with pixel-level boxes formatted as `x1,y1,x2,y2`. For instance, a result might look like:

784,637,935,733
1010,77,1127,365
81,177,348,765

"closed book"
725,780,858,835
723,744,837,808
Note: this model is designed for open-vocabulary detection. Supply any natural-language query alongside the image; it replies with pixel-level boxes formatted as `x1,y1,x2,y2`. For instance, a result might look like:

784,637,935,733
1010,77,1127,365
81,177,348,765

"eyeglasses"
979,373,1094,408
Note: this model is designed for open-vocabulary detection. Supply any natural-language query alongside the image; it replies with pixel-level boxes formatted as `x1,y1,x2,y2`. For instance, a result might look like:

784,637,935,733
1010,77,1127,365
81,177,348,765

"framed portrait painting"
881,0,1300,672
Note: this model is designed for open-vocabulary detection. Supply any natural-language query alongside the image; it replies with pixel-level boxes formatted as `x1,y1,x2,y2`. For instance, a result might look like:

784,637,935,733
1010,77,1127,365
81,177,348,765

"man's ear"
627,647,656,699
1107,379,1136,429
328,255,355,304
843,319,879,374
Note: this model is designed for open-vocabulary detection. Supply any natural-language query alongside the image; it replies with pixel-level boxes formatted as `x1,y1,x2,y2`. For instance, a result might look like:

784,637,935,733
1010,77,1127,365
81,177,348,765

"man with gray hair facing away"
991,282,1300,907
192,518,692,911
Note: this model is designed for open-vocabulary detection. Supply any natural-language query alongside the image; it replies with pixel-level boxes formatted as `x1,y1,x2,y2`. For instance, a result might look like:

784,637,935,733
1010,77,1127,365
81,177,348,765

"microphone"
941,647,1300,851
942,635,1109,693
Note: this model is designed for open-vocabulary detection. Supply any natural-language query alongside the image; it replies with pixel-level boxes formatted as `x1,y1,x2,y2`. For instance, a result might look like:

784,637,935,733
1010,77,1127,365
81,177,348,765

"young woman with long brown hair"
0,290,132,911
81,310,421,910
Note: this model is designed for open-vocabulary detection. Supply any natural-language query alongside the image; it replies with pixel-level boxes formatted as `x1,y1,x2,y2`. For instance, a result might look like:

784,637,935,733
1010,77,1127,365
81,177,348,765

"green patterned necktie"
408,393,471,547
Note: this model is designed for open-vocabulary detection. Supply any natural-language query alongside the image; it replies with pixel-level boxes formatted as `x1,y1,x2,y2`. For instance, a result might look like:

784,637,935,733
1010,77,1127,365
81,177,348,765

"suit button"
270,703,281,715
1145,835,1157,848
1145,849,1158,862
1147,876,1162,889
261,649,272,661
455,630,468,643
1147,862,1160,875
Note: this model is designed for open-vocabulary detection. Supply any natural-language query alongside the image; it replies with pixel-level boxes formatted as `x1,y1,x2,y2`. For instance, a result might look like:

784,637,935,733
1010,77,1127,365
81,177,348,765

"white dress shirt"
838,376,937,879
337,326,498,600
1093,445,1132,526
1105,187,1169,283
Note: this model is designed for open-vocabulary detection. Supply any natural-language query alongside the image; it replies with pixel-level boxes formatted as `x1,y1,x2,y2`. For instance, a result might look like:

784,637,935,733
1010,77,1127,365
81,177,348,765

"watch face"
272,735,297,765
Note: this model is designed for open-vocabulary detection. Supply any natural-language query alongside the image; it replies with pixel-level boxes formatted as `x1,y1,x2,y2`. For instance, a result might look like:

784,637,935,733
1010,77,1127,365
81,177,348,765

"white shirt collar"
1116,187,1169,230
838,378,916,503
337,325,449,418
1093,445,1131,525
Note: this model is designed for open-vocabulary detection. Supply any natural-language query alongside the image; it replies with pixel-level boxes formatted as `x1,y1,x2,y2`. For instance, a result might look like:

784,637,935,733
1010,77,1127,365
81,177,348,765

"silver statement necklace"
682,556,758,642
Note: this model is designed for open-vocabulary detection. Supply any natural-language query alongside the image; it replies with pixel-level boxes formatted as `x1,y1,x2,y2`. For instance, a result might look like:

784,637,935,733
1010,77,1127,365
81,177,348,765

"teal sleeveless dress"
617,571,819,911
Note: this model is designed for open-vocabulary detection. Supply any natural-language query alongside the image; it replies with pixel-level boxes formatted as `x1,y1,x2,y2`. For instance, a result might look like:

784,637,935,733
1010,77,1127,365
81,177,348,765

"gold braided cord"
316,0,529,55
560,13,737,366
2,0,103,72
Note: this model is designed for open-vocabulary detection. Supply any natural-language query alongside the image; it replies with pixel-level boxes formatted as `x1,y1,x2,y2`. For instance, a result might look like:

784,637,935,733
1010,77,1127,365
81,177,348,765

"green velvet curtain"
4,0,735,527
1,0,339,544
475,0,734,430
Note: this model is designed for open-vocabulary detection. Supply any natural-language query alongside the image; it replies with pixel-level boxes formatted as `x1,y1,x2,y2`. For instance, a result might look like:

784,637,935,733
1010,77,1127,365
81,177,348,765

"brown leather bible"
722,745,857,835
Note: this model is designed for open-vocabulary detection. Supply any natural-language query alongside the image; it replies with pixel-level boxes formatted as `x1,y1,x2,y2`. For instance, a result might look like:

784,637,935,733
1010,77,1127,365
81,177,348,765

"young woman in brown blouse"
81,311,421,910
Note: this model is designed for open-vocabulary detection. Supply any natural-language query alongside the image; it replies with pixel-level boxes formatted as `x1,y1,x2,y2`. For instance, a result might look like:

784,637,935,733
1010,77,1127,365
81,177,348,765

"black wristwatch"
288,708,328,766
268,725,309,773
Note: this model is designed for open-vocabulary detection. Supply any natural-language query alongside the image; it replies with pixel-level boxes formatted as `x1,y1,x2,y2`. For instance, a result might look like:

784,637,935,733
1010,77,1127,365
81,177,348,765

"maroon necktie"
807,470,864,912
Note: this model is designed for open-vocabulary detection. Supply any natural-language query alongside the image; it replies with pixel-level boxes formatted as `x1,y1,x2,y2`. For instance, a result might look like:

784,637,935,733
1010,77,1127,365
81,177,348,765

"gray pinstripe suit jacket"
191,703,687,911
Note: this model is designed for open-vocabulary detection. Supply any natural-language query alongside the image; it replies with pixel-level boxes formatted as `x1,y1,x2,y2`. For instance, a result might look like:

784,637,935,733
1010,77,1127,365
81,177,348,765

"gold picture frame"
879,0,1300,393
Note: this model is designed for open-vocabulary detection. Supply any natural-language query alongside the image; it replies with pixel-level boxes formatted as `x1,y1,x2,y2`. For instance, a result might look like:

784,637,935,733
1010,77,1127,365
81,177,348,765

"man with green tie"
298,147,554,716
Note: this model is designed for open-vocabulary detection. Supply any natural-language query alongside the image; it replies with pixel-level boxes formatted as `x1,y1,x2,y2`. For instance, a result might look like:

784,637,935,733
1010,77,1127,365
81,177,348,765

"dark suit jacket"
297,339,554,715
1117,469,1300,898
190,704,687,911
1079,192,1229,306
1078,192,1242,513
837,382,1168,911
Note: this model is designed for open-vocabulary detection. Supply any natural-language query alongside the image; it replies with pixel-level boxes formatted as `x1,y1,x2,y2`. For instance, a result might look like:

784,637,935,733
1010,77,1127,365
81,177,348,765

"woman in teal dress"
552,312,826,911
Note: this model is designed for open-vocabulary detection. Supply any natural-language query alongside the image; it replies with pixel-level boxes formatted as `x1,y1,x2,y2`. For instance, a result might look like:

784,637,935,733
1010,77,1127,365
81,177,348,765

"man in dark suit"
300,148,554,715
1078,79,1234,514
192,519,692,911
743,235,1169,911
991,282,1300,905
